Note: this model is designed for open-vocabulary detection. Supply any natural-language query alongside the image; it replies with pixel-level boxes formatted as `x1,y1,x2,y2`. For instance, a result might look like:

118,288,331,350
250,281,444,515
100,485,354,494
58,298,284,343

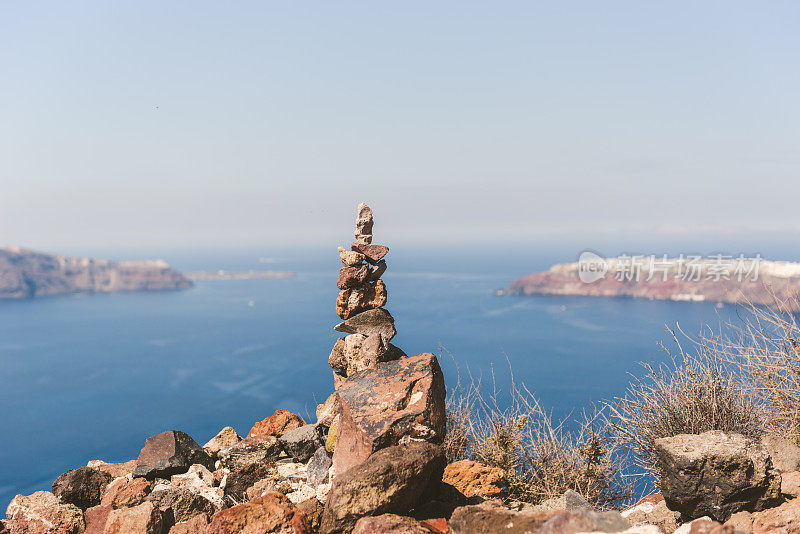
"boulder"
279,424,324,462
333,308,396,341
328,334,404,378
338,247,366,267
351,242,389,263
146,487,218,524
248,410,306,440
217,435,282,470
52,466,114,510
448,500,563,534
442,460,506,499
764,434,800,473
320,442,446,534
336,265,370,290
84,504,113,534
352,514,430,533
336,281,388,319
134,430,213,479
316,393,339,427
224,463,274,502
207,492,310,533
168,514,210,534
751,498,800,533
332,353,446,475
621,496,679,533
202,427,241,458
655,431,780,521
537,510,630,534
782,471,800,497
101,476,154,508
306,447,333,487
103,500,168,534
4,491,85,534
88,460,138,479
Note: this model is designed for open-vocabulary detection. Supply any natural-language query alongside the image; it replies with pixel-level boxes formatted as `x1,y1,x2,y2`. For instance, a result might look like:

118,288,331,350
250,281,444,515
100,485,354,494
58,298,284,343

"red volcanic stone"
442,460,506,499
207,492,310,534
336,280,388,319
248,410,306,440
133,430,213,479
101,476,153,508
88,459,138,479
336,265,369,290
353,514,430,533
103,501,168,534
332,353,446,475
351,242,389,263
419,518,449,534
5,491,85,534
169,513,210,534
84,504,113,534
635,493,665,506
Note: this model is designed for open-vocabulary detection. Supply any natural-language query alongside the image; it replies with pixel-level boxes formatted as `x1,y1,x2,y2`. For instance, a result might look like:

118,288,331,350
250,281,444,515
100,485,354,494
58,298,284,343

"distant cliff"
0,247,192,299
506,256,800,308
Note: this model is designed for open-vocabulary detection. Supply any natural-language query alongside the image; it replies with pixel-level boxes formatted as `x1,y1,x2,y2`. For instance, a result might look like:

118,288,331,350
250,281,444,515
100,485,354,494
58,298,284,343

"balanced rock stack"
329,203,405,383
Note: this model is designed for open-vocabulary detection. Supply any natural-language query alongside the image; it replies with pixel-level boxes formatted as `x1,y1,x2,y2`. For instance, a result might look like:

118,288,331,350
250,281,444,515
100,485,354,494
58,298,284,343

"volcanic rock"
279,424,324,462
537,510,630,534
751,498,800,533
207,492,310,533
316,393,339,427
763,434,800,473
248,410,306,440
146,487,217,524
351,242,389,263
203,427,241,458
103,500,168,534
352,514,430,533
101,476,154,508
442,460,506,499
297,498,324,533
328,333,404,378
539,489,593,512
338,247,366,267
336,265,370,290
87,460,138,479
225,463,275,502
4,491,85,534
448,500,563,534
333,307,396,341
621,497,679,533
332,353,446,475
306,447,332,487
168,514,210,534
218,435,282,470
84,504,113,534
326,415,339,454
320,442,446,534
134,430,213,480
354,203,374,245
368,260,387,282
782,470,800,498
52,466,114,510
336,280,388,319
655,431,781,522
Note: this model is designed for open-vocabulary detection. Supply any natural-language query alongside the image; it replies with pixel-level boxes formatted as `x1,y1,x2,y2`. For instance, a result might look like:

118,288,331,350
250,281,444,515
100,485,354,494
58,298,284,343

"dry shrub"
608,328,768,479
444,362,633,509
703,295,800,441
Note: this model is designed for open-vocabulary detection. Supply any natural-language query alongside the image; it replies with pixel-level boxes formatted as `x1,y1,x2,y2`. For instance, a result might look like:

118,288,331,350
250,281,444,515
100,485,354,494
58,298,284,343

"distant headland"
0,246,192,299
186,270,294,281
504,255,800,309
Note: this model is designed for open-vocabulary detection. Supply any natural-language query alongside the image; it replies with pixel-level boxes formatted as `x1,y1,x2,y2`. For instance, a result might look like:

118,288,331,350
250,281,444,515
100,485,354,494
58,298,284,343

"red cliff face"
0,247,192,299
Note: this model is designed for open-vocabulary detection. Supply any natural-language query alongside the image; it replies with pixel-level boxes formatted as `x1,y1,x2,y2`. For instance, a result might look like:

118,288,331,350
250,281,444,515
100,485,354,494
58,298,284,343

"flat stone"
101,476,153,508
655,431,780,522
447,500,563,534
278,424,324,462
336,280,388,319
368,260,387,282
4,491,85,534
537,510,630,534
320,442,446,534
353,514,430,533
336,265,369,290
52,466,114,510
338,247,366,267
333,307,396,341
202,427,241,458
351,242,389,263
218,435,282,470
207,492,311,533
306,447,332,487
87,460,138,479
442,460,506,499
332,353,446,475
103,500,168,534
248,409,305,440
316,393,339,427
134,430,213,480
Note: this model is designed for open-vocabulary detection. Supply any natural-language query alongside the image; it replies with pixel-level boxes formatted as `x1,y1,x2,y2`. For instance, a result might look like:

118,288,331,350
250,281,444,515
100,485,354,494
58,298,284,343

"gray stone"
133,430,213,480
306,447,332,487
333,307,396,341
217,435,282,470
52,466,113,510
539,489,592,512
655,430,781,522
278,424,324,462
145,486,217,524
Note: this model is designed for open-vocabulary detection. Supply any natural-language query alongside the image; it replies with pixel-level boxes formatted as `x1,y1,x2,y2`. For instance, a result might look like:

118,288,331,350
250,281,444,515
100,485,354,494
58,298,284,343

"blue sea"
0,242,792,507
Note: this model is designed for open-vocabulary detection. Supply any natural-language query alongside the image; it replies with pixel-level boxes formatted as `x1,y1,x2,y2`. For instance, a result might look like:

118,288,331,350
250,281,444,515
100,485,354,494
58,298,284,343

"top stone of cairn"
354,202,373,244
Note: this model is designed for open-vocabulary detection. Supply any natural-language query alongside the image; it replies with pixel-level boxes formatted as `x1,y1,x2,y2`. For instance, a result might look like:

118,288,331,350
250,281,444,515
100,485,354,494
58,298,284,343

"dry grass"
444,360,633,509
607,327,769,480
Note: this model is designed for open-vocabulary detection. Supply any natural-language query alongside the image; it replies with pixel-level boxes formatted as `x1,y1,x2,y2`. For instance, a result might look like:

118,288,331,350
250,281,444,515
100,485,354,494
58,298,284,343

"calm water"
0,244,768,506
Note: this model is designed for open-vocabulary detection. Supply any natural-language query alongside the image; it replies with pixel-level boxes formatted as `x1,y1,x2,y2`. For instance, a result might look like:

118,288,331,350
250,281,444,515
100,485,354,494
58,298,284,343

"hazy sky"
2,2,798,250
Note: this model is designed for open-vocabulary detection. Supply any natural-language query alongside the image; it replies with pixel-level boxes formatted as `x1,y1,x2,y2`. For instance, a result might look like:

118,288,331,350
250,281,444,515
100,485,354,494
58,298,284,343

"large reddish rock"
4,491,85,534
333,307,396,341
320,442,446,534
442,460,506,499
332,353,446,475
351,242,389,263
336,280,388,319
101,476,153,508
169,514,210,534
104,500,168,534
352,514,430,533
52,466,114,510
207,492,310,533
751,498,800,533
134,430,213,479
84,504,113,534
336,266,370,290
248,410,305,440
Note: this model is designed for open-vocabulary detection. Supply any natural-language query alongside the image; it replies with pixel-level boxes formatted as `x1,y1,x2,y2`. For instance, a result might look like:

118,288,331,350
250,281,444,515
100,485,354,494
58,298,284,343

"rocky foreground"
0,247,192,299
7,207,800,533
